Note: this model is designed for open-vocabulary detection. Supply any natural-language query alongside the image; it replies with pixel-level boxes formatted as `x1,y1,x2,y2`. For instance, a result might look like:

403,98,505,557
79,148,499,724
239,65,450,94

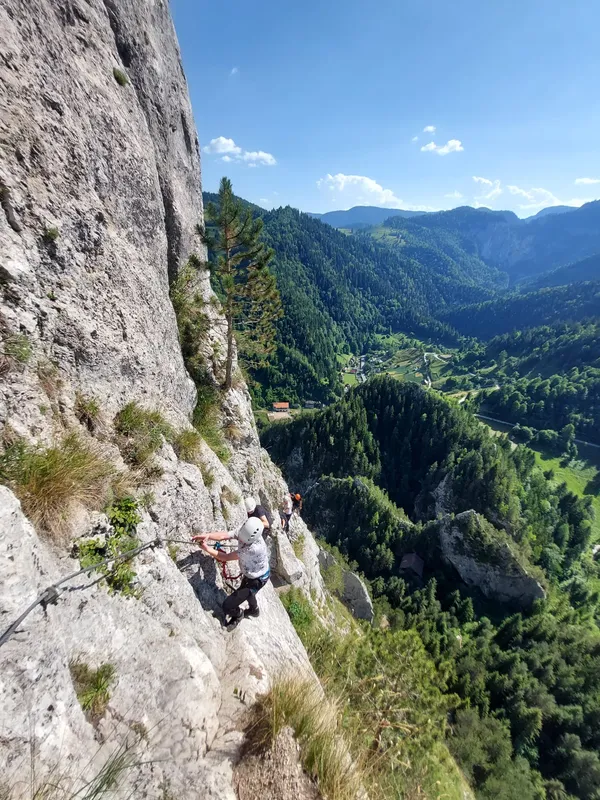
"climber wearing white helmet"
244,495,270,532
192,517,270,629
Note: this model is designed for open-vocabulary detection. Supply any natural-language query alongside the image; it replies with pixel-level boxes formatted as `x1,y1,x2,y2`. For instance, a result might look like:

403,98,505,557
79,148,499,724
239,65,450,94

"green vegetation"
74,392,101,432
280,588,467,799
43,226,60,243
3,333,32,364
203,177,282,389
458,321,600,444
0,433,117,540
114,402,174,468
112,67,128,86
443,282,600,340
172,428,202,462
77,497,141,596
69,660,115,723
265,377,600,798
292,532,305,560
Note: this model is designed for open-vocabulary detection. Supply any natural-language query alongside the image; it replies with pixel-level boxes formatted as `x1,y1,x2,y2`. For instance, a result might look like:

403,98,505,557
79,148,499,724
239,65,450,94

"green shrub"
0,434,116,540
193,378,230,463
77,497,141,596
281,587,314,637
173,428,201,462
113,67,128,86
4,333,32,364
114,402,174,468
43,226,59,242
75,392,100,432
69,661,115,724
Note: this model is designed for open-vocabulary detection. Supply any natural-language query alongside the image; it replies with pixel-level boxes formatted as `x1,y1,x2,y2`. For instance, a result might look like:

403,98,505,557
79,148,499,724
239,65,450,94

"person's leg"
222,583,253,620
246,587,259,615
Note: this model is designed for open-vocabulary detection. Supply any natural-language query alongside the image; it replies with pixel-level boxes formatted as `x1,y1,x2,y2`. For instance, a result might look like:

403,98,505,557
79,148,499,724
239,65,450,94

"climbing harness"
213,540,242,593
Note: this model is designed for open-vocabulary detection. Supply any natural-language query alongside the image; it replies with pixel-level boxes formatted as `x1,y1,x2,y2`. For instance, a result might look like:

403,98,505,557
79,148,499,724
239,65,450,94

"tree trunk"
225,310,234,390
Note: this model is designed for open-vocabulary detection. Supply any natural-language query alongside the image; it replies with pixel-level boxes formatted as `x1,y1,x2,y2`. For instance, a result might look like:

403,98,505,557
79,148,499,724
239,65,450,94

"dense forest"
456,321,600,443
263,378,600,799
527,253,600,290
441,282,600,340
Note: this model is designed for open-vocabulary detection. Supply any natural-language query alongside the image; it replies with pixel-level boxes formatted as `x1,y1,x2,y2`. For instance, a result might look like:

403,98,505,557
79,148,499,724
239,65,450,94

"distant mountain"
309,206,426,229
525,205,577,221
392,201,600,283
526,253,600,290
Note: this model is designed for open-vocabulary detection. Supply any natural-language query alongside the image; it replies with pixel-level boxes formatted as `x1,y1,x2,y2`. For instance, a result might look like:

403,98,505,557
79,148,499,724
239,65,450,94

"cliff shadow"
177,551,228,620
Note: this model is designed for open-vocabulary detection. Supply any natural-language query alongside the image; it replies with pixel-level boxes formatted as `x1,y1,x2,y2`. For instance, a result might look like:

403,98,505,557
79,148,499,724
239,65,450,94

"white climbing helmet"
244,496,257,513
238,517,264,545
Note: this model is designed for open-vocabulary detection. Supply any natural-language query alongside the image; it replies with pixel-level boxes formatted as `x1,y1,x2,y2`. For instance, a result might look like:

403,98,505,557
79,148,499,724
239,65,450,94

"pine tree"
203,177,282,389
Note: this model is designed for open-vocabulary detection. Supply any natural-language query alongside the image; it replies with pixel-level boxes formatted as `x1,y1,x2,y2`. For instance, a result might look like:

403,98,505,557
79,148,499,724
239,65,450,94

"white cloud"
203,136,242,156
472,176,503,205
507,185,561,210
575,177,600,185
259,198,270,206
445,190,463,199
421,139,464,156
230,67,239,76
317,173,404,208
423,125,436,133
203,136,276,167
241,150,277,166
411,136,419,143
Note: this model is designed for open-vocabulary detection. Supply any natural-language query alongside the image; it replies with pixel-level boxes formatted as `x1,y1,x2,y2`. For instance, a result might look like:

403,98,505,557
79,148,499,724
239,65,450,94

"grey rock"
318,548,374,623
0,0,328,796
439,510,546,608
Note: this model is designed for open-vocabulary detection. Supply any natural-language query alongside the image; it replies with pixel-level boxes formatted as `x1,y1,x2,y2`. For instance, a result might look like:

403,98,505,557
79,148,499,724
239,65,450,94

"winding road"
475,413,600,450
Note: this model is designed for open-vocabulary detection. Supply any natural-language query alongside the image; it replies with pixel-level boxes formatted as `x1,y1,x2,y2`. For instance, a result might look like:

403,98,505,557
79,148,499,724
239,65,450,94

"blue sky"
171,0,600,217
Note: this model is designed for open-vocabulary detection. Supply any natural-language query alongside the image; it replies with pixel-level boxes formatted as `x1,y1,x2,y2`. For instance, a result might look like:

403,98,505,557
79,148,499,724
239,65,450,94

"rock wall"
0,2,327,797
439,510,546,608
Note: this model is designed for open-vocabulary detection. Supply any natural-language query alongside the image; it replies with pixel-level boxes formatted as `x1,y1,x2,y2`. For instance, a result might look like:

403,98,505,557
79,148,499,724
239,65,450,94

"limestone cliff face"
439,511,546,608
0,2,326,797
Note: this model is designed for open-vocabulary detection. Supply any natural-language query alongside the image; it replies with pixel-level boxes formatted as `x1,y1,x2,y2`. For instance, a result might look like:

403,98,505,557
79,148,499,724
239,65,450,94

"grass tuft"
114,402,174,469
172,428,201,462
75,392,101,432
3,333,32,364
69,661,115,725
112,67,128,86
244,676,364,800
0,434,117,540
43,226,59,243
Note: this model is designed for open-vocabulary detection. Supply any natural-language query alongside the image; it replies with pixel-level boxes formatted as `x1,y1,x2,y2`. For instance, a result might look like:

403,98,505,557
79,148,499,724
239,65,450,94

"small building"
400,553,424,579
272,402,290,412
304,400,321,409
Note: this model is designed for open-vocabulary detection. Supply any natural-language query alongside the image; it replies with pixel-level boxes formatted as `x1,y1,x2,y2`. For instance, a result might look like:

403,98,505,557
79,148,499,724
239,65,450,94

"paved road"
476,413,600,450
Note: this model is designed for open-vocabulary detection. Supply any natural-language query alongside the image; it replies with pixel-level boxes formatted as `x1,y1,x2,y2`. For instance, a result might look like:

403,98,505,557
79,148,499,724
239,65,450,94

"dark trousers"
223,576,267,619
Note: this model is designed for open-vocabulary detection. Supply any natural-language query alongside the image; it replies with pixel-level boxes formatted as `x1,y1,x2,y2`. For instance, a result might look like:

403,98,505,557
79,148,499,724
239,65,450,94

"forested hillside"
263,377,600,800
527,253,600,290
458,321,600,443
441,282,600,339
400,201,600,282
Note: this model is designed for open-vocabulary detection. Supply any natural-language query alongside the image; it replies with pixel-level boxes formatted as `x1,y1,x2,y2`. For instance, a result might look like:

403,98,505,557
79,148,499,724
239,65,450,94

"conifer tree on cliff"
202,177,282,390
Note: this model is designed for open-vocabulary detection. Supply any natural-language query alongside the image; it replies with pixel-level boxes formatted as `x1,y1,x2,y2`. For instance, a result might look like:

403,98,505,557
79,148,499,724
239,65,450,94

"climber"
280,492,293,532
244,495,270,532
291,492,303,516
192,518,270,630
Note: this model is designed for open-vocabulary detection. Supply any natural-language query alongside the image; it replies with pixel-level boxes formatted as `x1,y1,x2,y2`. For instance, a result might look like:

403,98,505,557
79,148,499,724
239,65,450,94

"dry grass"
0,433,117,541
243,677,364,800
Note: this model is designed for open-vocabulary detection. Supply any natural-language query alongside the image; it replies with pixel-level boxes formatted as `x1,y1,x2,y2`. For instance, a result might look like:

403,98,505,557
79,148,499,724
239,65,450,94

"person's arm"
192,530,229,543
200,541,239,562
259,514,270,530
